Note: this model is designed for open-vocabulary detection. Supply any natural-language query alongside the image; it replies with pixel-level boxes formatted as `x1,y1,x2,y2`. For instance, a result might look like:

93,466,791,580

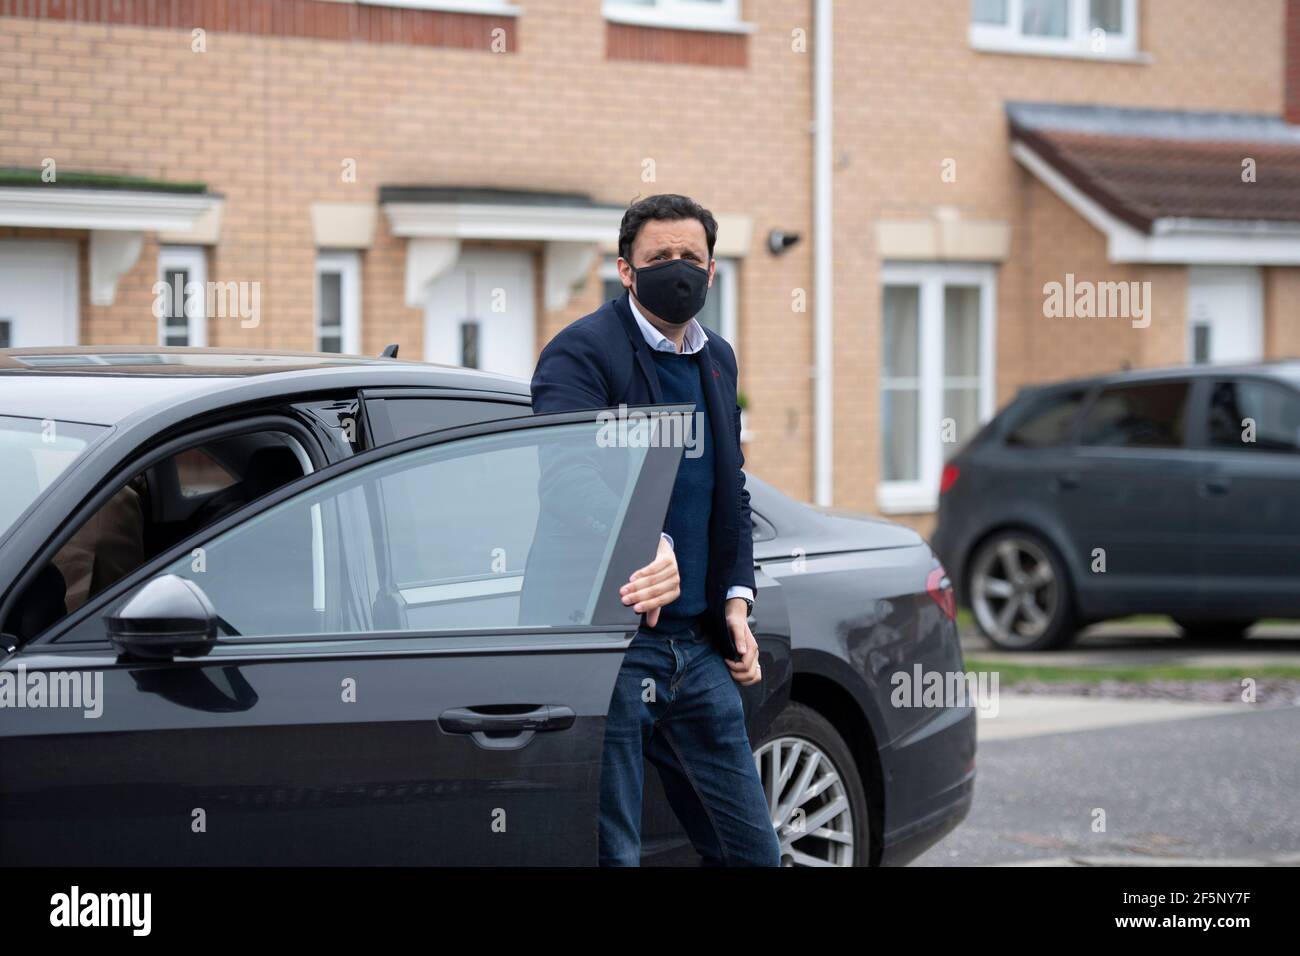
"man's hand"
725,597,761,686
621,535,680,628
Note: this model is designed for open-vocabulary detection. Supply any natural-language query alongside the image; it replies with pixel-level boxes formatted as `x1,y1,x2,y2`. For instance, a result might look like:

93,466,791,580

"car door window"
365,396,529,446
1005,390,1086,448
60,416,675,641
1078,382,1190,449
1207,379,1300,453
10,429,310,643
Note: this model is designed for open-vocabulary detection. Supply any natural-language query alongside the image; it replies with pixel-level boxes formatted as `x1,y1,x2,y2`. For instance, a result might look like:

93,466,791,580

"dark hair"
618,194,718,264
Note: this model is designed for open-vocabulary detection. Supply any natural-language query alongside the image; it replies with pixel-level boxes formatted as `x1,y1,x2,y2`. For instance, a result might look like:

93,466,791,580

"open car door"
0,408,685,865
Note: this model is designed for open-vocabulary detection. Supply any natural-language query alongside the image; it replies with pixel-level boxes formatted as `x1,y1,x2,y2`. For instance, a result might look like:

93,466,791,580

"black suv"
933,361,1300,650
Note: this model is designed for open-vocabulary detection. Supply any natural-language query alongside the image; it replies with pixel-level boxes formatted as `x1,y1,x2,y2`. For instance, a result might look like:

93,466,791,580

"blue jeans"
598,621,781,867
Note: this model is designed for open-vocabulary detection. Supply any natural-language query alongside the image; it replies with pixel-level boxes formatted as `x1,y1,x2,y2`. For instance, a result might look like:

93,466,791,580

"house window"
969,0,1138,59
879,263,997,514
156,246,207,347
601,256,738,346
316,251,361,355
603,0,747,32
356,0,522,14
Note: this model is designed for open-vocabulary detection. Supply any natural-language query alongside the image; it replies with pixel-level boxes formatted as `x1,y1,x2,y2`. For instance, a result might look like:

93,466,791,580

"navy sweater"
650,349,714,628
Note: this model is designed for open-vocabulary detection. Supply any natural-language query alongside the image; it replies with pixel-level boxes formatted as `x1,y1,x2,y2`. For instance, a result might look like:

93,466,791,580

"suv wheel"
968,530,1077,651
752,702,870,867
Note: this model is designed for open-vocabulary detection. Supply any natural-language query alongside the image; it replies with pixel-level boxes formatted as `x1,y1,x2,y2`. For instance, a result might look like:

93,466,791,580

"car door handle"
1054,472,1081,492
1199,477,1232,497
438,706,575,750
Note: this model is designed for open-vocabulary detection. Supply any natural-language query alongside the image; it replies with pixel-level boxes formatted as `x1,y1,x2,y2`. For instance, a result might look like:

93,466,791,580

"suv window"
8,430,308,642
1207,379,1300,452
1078,382,1190,449
1006,390,1086,448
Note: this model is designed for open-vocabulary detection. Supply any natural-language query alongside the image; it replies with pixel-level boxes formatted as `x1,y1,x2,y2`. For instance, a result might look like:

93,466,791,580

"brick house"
1,0,1297,532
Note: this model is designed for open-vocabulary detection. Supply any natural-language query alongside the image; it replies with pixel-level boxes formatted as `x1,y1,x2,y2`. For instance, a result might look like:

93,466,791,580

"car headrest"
243,445,304,501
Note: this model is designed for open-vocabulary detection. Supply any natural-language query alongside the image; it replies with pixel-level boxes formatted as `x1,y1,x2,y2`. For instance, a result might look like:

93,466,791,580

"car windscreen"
0,415,107,538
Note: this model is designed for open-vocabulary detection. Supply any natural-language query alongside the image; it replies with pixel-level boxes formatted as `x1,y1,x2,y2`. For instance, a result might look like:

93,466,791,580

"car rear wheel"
968,530,1077,651
1175,619,1255,643
752,702,870,867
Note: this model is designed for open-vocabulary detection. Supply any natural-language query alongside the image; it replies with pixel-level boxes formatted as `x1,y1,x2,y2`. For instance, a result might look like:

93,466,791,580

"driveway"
914,696,1300,866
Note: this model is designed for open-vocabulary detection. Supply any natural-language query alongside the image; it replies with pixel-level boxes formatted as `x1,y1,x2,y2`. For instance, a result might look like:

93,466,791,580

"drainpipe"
813,0,834,506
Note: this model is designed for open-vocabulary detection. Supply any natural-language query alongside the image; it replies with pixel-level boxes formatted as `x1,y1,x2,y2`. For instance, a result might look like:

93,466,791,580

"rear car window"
1207,379,1300,452
1078,382,1190,449
0,416,107,538
1005,390,1086,448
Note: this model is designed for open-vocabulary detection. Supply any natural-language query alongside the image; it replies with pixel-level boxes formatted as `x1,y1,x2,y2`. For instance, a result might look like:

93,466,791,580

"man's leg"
645,631,781,867
598,630,666,866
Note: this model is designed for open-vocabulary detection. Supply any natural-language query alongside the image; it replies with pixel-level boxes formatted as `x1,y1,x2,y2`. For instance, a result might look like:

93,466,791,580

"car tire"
966,529,1078,651
1175,619,1255,643
752,701,871,867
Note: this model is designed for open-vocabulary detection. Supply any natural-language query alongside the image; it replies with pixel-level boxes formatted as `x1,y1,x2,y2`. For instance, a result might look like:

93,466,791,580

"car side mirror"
105,574,218,660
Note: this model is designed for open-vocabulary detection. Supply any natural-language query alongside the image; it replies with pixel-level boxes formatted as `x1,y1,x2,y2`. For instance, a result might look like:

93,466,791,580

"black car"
0,346,973,866
934,361,1300,651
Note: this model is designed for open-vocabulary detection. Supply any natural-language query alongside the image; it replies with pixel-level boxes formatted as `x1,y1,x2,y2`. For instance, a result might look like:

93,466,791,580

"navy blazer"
530,290,755,658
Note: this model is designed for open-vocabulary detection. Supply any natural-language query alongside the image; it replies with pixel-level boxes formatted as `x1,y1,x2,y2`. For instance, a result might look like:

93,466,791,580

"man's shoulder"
547,297,628,351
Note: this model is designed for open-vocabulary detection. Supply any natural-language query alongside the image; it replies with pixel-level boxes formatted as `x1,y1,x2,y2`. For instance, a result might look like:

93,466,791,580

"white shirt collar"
627,293,709,355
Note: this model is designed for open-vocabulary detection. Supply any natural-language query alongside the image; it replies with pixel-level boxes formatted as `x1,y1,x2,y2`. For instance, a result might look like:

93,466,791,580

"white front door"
0,240,79,348
424,249,535,379
1187,266,1263,365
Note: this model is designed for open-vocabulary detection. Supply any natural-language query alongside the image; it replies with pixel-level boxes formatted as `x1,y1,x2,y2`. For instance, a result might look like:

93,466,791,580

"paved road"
913,702,1300,866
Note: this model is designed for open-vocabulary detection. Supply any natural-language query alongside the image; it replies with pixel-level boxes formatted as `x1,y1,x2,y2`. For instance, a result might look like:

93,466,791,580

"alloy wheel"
970,536,1060,649
754,735,856,866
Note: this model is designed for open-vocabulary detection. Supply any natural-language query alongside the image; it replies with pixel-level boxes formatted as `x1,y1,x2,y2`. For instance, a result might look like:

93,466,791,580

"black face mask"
629,258,710,325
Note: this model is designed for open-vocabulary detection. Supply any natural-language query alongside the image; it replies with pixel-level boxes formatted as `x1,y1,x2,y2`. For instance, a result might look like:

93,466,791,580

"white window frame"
316,251,362,356
157,246,207,348
603,0,754,34
601,255,737,346
970,0,1139,61
878,262,997,515
356,0,522,15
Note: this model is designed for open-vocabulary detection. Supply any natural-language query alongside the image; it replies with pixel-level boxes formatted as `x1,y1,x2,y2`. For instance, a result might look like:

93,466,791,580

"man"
531,194,780,867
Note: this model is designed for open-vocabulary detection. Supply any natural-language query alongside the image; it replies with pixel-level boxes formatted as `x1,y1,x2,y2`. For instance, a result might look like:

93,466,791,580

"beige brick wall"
0,0,1291,521
0,0,815,496
832,0,1287,523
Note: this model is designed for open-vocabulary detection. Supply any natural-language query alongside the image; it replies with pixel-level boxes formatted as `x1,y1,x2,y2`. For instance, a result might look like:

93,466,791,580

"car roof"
1020,359,1300,396
0,346,530,425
